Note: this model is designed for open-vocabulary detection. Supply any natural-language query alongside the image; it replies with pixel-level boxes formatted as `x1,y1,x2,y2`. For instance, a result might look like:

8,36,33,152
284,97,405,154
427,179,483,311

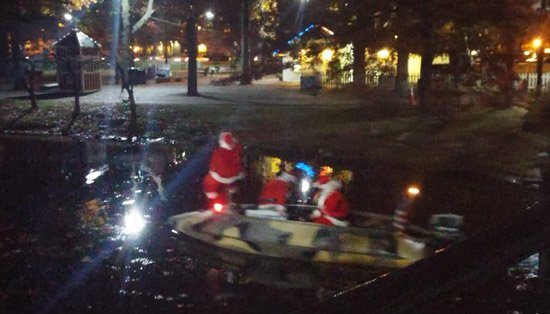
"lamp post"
534,37,544,97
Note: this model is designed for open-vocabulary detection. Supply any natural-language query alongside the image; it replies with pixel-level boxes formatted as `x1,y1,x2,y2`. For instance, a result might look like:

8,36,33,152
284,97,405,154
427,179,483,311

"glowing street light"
533,37,542,49
64,13,73,21
321,48,334,62
205,10,214,20
198,44,207,54
377,48,390,59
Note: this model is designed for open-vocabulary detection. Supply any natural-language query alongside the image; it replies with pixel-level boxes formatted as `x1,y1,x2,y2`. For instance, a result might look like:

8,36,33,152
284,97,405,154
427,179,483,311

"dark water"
0,136,546,313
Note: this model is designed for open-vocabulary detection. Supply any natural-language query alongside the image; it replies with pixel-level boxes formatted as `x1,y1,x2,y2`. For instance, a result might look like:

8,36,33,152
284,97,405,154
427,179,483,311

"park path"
0,76,371,108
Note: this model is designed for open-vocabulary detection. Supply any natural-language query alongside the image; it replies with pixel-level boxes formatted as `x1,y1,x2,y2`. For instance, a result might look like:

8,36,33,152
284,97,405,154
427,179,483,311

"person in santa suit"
255,165,298,219
310,175,349,226
203,132,244,209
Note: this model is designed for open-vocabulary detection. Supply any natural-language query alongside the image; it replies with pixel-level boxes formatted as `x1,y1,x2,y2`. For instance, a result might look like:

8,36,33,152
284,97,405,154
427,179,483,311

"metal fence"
320,71,550,92
518,72,550,92
318,72,451,89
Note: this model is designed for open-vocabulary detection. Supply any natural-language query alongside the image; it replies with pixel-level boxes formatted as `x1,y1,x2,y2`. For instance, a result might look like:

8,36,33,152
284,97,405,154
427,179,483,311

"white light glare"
122,199,135,206
124,210,146,235
301,179,311,194
205,11,214,20
64,13,73,21
85,165,109,184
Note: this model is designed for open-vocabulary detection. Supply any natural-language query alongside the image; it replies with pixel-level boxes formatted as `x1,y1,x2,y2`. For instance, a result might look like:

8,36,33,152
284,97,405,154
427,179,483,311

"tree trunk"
240,0,252,85
352,39,366,87
163,40,169,64
120,0,137,133
186,2,198,96
71,57,80,118
395,46,409,96
418,27,435,107
0,27,9,79
111,0,121,84
10,29,25,90
26,63,37,109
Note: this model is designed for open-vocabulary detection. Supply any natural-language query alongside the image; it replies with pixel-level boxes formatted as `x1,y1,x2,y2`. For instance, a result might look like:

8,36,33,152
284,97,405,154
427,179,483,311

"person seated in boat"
310,175,349,227
254,165,298,220
203,132,244,210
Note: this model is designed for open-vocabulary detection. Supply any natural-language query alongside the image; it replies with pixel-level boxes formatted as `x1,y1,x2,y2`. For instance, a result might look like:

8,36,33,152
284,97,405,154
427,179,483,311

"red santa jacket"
318,188,349,218
258,172,296,205
208,132,244,184
312,179,349,226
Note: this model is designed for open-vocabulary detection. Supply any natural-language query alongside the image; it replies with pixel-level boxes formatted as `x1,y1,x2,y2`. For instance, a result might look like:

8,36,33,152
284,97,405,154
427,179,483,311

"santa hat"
313,175,330,188
219,132,237,150
313,175,342,190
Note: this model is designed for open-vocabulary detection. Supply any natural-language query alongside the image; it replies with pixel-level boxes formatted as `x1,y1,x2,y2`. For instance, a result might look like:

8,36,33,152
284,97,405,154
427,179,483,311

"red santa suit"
256,171,296,217
311,177,349,226
203,132,244,205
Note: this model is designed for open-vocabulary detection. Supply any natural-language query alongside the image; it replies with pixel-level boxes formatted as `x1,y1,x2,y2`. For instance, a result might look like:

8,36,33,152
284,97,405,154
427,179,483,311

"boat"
167,206,462,270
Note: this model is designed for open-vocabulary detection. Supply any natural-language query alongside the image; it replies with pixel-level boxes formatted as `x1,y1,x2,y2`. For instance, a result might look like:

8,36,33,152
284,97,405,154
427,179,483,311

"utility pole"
536,0,548,97
186,0,198,96
240,0,252,85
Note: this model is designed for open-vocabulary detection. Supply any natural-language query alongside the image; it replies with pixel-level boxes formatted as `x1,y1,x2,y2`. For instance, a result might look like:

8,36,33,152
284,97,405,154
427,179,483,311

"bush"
523,93,550,134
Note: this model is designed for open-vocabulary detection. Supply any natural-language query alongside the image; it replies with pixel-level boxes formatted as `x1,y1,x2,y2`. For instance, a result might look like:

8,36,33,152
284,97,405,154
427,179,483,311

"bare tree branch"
132,0,155,34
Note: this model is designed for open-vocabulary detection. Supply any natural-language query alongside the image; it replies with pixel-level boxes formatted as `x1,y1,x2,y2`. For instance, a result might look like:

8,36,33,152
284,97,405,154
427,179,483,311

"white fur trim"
209,171,242,184
311,210,322,219
258,204,287,213
314,179,342,190
278,172,296,183
219,132,235,150
324,215,349,227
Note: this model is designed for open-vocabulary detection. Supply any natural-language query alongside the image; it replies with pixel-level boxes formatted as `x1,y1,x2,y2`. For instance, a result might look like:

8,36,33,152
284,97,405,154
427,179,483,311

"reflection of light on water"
130,257,155,266
124,210,146,235
85,165,109,184
509,253,539,280
122,199,135,206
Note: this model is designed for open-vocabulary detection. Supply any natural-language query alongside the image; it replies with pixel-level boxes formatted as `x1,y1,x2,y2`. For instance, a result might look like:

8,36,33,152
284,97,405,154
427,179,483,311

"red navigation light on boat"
213,203,223,213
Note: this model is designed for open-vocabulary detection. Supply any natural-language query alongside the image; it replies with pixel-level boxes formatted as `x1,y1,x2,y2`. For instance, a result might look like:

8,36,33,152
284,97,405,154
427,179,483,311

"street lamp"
64,13,73,21
533,38,542,49
205,10,214,20
377,48,390,59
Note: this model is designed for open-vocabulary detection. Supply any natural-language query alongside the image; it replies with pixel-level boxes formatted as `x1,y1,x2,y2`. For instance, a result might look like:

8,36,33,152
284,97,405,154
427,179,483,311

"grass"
1,92,547,178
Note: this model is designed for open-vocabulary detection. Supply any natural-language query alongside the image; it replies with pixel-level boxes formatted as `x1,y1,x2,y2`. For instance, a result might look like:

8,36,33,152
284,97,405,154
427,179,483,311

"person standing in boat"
203,132,245,209
310,175,349,226
256,164,298,219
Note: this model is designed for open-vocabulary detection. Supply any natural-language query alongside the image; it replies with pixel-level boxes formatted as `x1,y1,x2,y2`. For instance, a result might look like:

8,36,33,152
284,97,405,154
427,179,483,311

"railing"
317,71,454,89
293,199,550,314
517,72,550,92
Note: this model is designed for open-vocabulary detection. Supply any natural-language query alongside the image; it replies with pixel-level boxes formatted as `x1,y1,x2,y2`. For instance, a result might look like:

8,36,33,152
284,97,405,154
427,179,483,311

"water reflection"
0,137,543,313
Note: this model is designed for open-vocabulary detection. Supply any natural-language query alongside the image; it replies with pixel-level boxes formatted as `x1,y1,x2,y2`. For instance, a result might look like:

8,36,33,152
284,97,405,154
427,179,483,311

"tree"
117,0,155,134
307,0,390,87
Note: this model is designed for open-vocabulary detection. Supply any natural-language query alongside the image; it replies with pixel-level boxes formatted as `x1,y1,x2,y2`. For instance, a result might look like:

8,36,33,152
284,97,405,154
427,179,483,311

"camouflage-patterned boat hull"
169,211,429,268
